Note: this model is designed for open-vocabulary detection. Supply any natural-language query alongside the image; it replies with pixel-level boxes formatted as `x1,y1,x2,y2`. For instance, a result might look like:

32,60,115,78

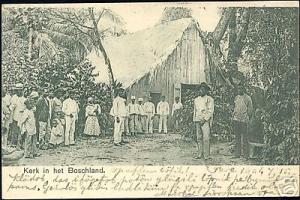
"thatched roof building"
102,17,211,108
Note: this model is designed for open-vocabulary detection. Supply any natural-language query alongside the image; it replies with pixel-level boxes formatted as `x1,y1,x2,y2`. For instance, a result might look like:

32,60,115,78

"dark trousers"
9,120,23,148
25,134,38,157
233,120,249,158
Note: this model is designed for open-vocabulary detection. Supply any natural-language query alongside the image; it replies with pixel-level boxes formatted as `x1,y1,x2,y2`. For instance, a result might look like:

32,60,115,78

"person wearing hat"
143,96,155,134
83,97,101,137
128,95,140,136
62,91,79,146
110,88,127,146
232,85,253,159
18,99,40,158
193,82,214,160
157,95,170,134
9,83,26,149
137,97,146,133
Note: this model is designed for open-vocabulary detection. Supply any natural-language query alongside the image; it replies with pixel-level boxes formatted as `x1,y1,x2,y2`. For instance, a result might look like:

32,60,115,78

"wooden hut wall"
126,23,209,108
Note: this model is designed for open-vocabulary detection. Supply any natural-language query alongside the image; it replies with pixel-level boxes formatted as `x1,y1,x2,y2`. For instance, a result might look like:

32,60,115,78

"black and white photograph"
1,3,299,167
1,3,299,198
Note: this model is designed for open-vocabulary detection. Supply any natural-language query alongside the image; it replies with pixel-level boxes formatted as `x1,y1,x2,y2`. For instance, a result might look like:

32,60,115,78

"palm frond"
101,9,126,26
43,28,88,60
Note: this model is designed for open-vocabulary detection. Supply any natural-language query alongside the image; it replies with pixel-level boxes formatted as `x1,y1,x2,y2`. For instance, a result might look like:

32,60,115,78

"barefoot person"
232,85,253,159
49,118,64,148
128,96,139,136
19,99,40,158
62,92,79,146
193,82,214,160
83,97,101,137
36,88,50,150
10,83,26,149
137,98,146,133
143,96,155,134
172,96,183,132
157,95,170,134
110,89,127,146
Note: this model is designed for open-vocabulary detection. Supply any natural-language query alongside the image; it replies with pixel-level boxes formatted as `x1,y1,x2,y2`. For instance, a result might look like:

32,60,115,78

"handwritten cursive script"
3,166,299,198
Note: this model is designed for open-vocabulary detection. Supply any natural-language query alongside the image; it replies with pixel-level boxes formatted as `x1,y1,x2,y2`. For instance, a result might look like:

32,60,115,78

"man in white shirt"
110,89,127,145
128,96,139,136
62,92,79,146
193,82,214,160
143,96,155,134
10,83,26,149
137,98,146,133
157,95,170,134
172,96,183,132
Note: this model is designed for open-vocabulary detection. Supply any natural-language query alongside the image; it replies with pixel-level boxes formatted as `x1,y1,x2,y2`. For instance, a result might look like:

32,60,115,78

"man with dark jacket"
36,89,50,150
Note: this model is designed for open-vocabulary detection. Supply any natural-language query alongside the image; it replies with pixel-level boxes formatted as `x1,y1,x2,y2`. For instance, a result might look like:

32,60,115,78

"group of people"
110,90,183,145
192,82,253,160
2,81,253,162
1,83,102,158
110,82,253,161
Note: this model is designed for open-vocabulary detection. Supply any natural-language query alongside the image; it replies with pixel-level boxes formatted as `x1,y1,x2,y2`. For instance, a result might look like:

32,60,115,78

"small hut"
102,17,212,112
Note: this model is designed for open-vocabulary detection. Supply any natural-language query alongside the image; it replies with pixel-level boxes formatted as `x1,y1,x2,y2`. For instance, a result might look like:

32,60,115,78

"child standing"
49,117,64,148
19,100,39,158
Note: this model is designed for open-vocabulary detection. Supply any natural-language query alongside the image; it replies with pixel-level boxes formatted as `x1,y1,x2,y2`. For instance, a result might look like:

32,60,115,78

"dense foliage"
2,7,298,164
1,8,122,135
243,8,299,165
179,85,235,142
178,8,299,165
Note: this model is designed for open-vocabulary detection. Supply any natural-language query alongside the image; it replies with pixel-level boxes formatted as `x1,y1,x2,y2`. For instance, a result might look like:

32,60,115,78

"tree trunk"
28,25,33,60
198,8,239,88
227,8,251,73
89,8,115,101
203,8,251,88
212,8,236,44
227,10,238,71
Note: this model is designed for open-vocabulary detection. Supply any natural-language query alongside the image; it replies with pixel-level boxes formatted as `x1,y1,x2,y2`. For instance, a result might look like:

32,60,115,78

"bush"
262,65,299,165
179,84,235,142
2,31,119,135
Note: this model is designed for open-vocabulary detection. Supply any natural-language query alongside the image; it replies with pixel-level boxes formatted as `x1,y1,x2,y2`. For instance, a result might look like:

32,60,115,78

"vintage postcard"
1,1,299,198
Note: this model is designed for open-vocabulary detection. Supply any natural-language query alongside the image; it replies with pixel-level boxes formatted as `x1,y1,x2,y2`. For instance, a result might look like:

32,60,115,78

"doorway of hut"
150,92,161,132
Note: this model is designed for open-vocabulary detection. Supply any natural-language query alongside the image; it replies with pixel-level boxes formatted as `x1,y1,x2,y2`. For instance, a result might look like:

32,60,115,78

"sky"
106,3,220,33
87,3,221,83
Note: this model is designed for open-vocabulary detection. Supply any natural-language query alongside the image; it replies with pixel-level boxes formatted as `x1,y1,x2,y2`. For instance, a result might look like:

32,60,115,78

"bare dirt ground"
19,133,260,166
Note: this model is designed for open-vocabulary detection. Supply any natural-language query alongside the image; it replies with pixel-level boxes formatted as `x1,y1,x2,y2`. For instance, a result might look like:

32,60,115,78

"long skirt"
84,116,101,136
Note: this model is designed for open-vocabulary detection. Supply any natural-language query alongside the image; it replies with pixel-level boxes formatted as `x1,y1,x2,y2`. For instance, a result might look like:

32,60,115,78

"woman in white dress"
84,97,101,136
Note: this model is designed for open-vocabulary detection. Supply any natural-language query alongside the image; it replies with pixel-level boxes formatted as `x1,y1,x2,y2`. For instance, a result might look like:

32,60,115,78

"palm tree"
44,7,126,99
3,6,125,99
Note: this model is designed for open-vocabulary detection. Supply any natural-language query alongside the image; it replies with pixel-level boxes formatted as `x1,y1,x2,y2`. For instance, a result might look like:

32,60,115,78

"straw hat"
131,96,136,100
138,98,143,101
